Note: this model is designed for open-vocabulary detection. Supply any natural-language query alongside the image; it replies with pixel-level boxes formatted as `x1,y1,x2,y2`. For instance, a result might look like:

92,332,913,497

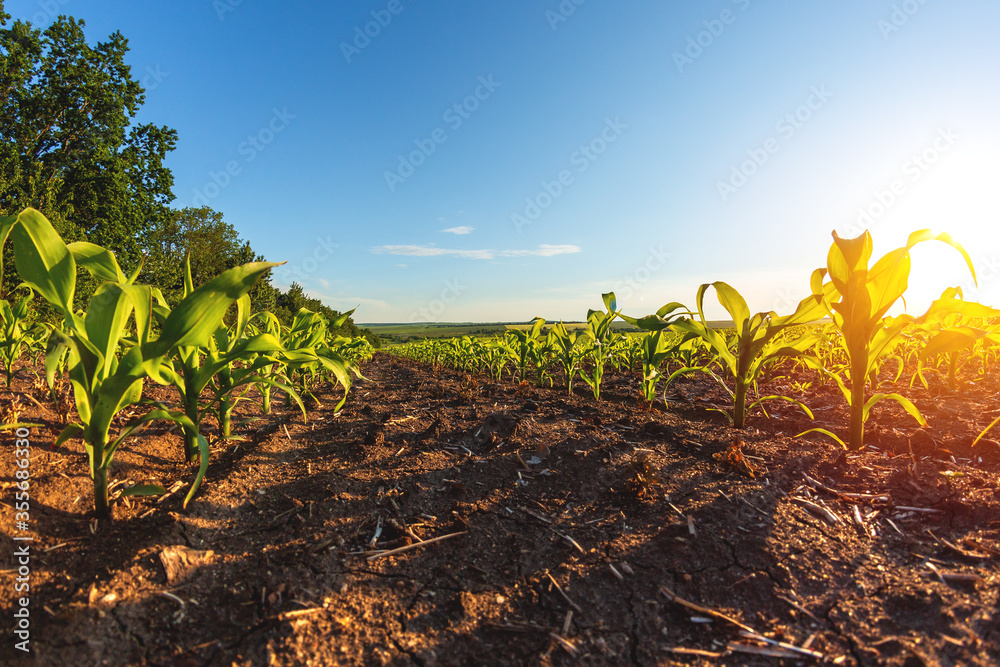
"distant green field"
360,319,708,343
363,321,641,342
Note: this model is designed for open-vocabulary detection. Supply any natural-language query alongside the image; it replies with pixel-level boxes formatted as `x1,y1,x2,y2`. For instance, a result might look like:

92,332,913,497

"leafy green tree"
0,8,176,294
141,206,278,310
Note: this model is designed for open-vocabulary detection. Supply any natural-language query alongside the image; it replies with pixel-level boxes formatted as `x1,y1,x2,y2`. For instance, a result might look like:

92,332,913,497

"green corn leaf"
921,328,982,359
10,208,76,316
54,423,85,448
331,308,357,328
829,231,873,287
184,433,211,509
973,416,1000,447
750,395,815,420
867,247,911,319
0,214,17,290
862,393,926,426
0,422,44,431
144,261,282,360
796,427,847,449
698,282,749,333
602,292,617,313
655,302,689,319
67,241,128,284
706,407,734,425
84,284,135,379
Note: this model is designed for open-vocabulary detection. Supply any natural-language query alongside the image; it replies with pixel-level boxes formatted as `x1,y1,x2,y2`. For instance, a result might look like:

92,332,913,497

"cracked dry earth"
2,351,1000,666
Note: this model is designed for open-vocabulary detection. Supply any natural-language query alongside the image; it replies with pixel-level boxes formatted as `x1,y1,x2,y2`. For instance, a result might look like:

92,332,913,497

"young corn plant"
204,296,305,441
911,288,1000,392
7,208,280,518
657,282,823,428
637,330,676,403
803,229,977,450
548,321,585,395
483,338,510,382
618,334,646,374
0,288,46,387
244,309,285,415
529,331,555,387
160,291,304,458
579,293,624,400
281,308,358,411
504,318,546,384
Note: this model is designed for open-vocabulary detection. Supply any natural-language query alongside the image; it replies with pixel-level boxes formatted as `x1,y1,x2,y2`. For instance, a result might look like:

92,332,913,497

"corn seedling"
637,330,675,403
281,308,359,411
7,208,280,518
0,288,46,387
579,293,623,400
504,318,547,384
802,229,976,450
666,282,823,428
548,321,586,395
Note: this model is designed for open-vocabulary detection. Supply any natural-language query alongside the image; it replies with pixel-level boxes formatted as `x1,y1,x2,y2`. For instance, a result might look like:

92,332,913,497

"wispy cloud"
371,244,581,260
441,225,474,235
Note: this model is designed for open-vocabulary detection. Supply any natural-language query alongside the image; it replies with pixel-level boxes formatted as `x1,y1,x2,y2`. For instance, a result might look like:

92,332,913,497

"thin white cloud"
441,226,475,235
502,244,581,258
371,244,581,260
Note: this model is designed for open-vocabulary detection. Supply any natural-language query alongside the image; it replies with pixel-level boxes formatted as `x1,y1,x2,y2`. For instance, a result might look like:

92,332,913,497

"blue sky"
9,0,1000,322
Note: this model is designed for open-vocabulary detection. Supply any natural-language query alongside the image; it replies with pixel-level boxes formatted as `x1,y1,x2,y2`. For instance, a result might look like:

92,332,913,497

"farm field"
1,208,1000,666
2,347,999,666
4,4,1000,665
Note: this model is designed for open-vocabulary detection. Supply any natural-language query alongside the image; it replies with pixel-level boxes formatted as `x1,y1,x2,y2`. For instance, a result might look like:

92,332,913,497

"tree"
141,206,278,310
0,8,176,294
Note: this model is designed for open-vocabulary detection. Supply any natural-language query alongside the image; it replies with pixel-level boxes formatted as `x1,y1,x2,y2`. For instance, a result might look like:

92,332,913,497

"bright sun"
877,146,1000,315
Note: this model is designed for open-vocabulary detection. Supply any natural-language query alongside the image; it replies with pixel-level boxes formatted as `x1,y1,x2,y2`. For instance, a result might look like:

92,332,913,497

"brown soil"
2,353,1000,666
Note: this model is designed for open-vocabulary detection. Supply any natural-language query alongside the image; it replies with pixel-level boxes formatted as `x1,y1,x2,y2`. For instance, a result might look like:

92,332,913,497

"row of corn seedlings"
1,208,374,518
390,229,1000,452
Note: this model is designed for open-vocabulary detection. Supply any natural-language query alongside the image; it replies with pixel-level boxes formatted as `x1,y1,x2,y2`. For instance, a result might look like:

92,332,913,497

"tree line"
0,4,379,346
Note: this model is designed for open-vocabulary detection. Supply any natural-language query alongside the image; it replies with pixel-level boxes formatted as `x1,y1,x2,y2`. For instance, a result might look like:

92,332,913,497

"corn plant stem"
849,350,867,450
183,377,200,462
733,376,749,429
219,400,232,438
261,383,272,415
93,451,110,518
217,367,234,438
